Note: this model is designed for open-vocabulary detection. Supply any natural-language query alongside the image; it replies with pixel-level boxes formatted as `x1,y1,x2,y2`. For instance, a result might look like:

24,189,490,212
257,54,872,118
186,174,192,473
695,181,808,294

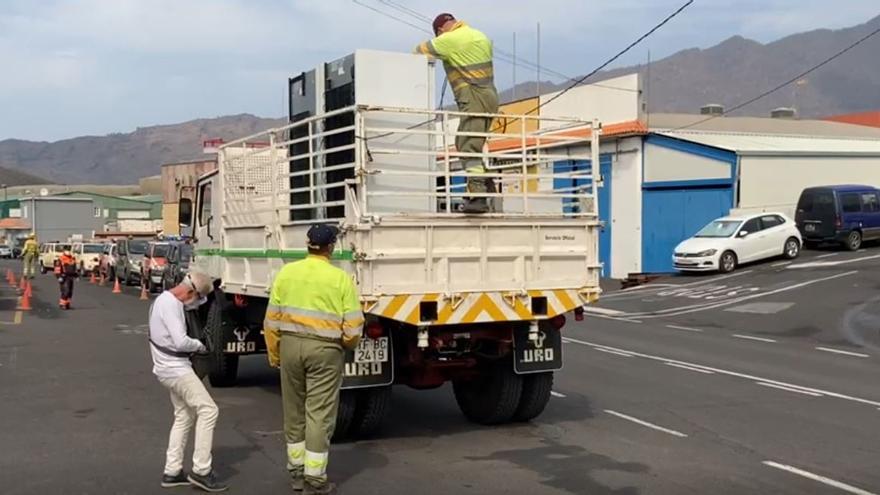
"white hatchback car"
673,213,802,273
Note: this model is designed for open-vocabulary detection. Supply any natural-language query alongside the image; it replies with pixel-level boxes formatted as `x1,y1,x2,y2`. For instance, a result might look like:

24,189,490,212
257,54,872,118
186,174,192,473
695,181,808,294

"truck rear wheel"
513,372,554,422
453,360,523,425
204,300,239,387
332,390,358,441
349,386,391,437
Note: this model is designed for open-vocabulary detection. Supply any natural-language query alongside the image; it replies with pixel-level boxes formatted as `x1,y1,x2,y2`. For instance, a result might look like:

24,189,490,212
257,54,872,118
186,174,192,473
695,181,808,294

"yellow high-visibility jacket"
23,239,39,257
263,255,364,367
415,21,496,100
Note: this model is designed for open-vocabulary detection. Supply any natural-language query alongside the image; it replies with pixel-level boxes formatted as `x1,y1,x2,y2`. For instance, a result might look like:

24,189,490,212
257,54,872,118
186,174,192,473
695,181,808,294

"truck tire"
205,300,239,387
332,390,358,441
349,386,392,437
513,372,554,422
453,360,523,425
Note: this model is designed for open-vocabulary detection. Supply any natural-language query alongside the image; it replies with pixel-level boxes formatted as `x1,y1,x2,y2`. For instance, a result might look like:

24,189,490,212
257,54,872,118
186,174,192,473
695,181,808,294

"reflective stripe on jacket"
263,255,364,367
415,21,496,99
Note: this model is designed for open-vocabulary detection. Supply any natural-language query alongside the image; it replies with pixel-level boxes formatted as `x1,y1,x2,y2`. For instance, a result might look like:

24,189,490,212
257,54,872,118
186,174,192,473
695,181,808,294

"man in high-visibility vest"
264,224,363,494
415,13,499,213
22,233,39,279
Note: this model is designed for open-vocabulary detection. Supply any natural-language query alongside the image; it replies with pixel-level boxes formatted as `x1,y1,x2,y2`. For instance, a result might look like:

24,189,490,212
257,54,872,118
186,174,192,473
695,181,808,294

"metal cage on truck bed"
195,104,603,326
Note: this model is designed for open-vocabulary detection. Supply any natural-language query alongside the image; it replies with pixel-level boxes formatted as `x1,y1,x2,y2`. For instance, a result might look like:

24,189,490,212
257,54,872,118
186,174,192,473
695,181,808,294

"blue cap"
307,224,339,248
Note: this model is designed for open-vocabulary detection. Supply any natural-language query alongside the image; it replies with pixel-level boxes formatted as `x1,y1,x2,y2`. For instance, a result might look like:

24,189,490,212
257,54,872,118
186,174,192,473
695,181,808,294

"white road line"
604,410,688,438
762,461,876,495
665,324,704,333
817,252,840,259
664,362,715,374
815,347,870,358
594,348,634,358
550,391,567,398
789,253,880,269
756,382,823,397
561,337,880,408
732,334,777,343
582,306,626,316
772,261,792,267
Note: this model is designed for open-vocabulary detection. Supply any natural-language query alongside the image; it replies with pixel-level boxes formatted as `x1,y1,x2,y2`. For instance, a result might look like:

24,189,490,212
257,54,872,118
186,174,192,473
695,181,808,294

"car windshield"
128,241,149,254
83,244,103,253
152,245,170,258
695,220,742,238
55,244,71,252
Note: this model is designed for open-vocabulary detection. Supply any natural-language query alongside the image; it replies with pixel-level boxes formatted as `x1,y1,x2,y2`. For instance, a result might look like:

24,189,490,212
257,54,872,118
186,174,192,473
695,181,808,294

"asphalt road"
2,245,880,494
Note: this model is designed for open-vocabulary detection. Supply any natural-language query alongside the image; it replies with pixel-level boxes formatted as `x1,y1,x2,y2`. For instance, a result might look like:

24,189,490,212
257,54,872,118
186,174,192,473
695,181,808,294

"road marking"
732,334,777,343
816,252,840,259
14,311,21,324
594,347,633,358
582,307,626,316
789,253,880,269
815,347,870,358
561,337,880,408
665,324,704,333
664,362,715,374
604,410,688,438
756,382,822,397
550,391,567,398
762,461,876,495
772,261,792,267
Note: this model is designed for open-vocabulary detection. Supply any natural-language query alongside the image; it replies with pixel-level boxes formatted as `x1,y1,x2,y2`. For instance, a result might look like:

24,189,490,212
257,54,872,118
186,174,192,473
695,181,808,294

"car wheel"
719,251,737,273
783,238,800,259
845,231,862,251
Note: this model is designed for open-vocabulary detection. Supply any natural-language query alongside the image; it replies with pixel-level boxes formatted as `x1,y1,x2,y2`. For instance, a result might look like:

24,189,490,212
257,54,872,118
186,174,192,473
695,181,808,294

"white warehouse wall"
738,155,880,218
608,137,643,279
539,74,644,130
644,143,731,182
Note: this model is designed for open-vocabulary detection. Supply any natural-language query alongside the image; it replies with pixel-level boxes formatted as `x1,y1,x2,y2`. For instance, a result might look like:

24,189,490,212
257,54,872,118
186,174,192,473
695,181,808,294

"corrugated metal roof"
657,130,880,156
650,113,880,139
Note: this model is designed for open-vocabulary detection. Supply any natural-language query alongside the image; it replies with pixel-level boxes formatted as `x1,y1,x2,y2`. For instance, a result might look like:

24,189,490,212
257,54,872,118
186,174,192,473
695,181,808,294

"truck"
178,50,602,438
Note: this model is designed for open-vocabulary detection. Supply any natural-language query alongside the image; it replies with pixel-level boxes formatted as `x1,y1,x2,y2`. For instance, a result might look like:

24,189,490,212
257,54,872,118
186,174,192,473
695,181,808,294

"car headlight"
696,249,718,257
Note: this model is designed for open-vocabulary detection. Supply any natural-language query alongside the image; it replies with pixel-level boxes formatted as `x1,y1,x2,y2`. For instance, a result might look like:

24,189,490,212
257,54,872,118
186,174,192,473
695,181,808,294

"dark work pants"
59,276,74,303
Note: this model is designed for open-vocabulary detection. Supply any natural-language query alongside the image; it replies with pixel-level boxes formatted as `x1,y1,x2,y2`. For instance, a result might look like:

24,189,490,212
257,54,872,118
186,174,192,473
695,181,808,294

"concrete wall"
738,155,880,218
539,73,644,130
161,159,217,203
644,143,731,183
608,137,643,278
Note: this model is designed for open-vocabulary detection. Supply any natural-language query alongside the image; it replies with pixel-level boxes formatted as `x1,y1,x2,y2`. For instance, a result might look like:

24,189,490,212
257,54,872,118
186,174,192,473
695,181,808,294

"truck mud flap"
342,334,394,389
513,325,563,374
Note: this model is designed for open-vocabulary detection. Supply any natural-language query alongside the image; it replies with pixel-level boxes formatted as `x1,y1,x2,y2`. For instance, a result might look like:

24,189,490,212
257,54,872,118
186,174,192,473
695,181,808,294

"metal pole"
591,119,600,214
512,32,517,102
536,22,541,99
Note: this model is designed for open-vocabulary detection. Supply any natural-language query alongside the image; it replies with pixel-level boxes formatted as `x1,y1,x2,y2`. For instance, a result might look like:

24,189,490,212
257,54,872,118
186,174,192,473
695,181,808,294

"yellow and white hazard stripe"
367,289,599,326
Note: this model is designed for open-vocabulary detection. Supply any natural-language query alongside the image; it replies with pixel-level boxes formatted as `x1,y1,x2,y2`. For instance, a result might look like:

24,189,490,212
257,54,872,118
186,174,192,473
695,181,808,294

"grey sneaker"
304,481,336,495
187,471,228,492
161,471,190,488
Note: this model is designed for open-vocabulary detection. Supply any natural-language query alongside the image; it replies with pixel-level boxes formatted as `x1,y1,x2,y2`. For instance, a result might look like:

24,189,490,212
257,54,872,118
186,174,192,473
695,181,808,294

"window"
695,220,743,238
94,207,101,218
840,193,862,213
760,215,783,229
798,190,834,214
741,218,762,235
860,193,880,213
199,183,213,226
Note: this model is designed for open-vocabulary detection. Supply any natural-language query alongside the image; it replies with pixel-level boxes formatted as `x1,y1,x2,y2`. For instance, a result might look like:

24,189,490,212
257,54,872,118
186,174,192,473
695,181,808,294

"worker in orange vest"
55,249,78,310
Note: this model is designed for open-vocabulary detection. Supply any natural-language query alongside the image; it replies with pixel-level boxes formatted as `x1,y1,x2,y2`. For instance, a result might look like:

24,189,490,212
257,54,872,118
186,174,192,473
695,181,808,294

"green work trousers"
455,84,499,194
280,333,344,487
22,254,37,279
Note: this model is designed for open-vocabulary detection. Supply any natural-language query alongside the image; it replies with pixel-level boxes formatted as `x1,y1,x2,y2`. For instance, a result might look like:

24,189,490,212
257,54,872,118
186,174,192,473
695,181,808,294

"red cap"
433,13,455,35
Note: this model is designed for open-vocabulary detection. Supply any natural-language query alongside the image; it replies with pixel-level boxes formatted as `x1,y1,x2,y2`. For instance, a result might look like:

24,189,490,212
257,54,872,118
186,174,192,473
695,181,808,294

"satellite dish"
39,188,49,197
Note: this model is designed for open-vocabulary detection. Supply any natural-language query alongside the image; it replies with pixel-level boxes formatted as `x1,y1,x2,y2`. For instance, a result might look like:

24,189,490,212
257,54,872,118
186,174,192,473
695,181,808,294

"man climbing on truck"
415,13,499,213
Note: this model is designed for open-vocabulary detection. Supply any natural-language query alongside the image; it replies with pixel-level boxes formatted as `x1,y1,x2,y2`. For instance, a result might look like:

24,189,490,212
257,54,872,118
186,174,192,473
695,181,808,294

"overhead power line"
670,23,880,131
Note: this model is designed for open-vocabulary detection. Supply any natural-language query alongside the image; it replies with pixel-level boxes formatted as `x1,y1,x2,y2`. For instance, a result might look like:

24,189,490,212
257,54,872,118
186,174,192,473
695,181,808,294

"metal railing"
218,105,601,227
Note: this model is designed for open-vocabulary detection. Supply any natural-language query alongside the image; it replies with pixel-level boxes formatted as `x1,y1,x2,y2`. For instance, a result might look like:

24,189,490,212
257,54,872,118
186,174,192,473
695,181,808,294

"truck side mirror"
179,198,193,227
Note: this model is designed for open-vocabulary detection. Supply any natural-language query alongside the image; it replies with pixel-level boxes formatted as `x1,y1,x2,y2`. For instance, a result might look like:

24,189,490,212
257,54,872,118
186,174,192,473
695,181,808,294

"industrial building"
161,157,218,235
19,196,101,242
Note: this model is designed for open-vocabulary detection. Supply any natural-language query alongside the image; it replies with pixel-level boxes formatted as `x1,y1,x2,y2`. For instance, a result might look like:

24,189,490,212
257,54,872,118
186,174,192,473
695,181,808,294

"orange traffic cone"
19,275,26,291
139,283,149,300
10,271,17,287
112,277,122,294
89,271,97,284
24,280,32,298
17,285,32,311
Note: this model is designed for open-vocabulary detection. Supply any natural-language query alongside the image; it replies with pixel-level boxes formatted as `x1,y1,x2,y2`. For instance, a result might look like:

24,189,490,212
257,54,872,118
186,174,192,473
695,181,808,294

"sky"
1,0,878,142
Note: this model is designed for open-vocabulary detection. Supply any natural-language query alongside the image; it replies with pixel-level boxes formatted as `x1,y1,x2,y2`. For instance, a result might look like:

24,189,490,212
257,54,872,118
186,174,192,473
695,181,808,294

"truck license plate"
355,337,389,363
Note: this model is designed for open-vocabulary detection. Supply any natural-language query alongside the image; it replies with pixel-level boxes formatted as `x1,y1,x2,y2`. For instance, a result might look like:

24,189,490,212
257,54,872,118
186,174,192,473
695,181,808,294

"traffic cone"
9,271,17,287
112,277,122,294
24,280,32,298
89,271,97,284
19,275,26,291
17,285,32,311
139,283,149,300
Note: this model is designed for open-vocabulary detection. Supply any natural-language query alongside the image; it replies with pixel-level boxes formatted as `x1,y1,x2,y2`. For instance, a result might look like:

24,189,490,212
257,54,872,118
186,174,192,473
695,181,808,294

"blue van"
795,185,880,251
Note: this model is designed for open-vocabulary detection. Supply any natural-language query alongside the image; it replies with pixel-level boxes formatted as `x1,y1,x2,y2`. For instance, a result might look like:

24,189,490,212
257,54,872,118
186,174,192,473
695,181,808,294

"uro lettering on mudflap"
513,326,563,374
342,335,394,389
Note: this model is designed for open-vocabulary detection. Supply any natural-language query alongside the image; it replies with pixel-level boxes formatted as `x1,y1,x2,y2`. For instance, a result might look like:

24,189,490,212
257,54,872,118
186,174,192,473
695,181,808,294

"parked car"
673,213,802,273
72,242,104,276
142,241,171,292
0,246,12,258
116,238,150,286
39,242,72,274
98,243,119,281
795,185,880,251
163,241,194,290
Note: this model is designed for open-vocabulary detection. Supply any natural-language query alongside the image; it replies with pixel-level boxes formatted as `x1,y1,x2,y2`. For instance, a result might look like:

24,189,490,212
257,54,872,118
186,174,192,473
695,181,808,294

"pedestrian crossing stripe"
367,289,599,325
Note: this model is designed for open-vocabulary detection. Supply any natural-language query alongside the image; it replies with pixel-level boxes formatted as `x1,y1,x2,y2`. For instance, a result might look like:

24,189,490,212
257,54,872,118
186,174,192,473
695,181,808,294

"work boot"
290,470,305,491
303,481,336,495
161,471,190,488
187,471,229,492
462,198,490,214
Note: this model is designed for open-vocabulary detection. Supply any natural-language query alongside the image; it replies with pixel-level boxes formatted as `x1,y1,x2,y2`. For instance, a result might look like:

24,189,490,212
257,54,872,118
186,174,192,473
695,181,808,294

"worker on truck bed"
264,224,364,494
22,232,39,279
55,249,77,310
415,12,499,214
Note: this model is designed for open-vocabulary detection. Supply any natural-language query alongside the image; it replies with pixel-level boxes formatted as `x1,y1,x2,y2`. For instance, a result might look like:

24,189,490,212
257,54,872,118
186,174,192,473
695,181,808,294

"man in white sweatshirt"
148,271,227,492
